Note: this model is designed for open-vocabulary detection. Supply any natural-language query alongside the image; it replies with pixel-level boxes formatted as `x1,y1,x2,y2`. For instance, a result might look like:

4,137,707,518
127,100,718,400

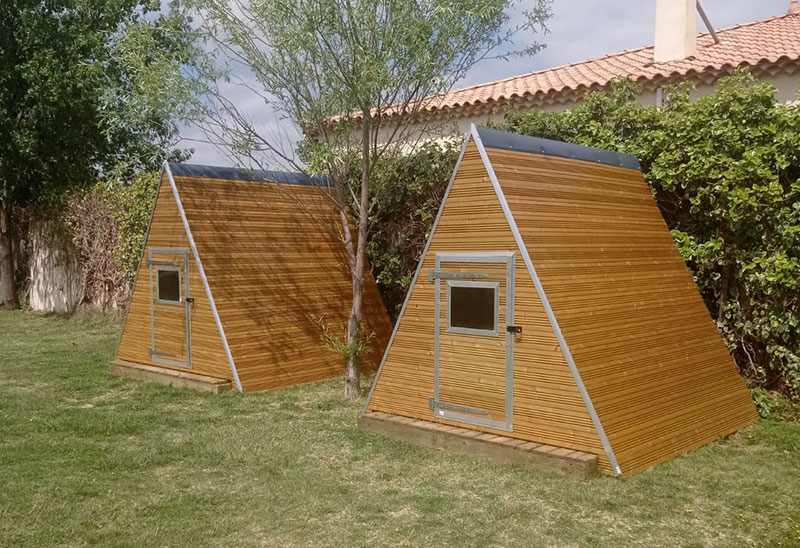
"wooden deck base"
109,360,232,394
359,412,598,479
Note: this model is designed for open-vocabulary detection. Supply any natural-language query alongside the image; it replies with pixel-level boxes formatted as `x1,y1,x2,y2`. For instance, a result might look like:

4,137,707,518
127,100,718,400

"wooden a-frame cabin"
113,163,391,393
361,125,758,477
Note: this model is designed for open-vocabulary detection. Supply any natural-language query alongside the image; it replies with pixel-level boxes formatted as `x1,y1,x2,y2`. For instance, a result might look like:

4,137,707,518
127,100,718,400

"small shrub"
311,314,375,361
752,387,777,418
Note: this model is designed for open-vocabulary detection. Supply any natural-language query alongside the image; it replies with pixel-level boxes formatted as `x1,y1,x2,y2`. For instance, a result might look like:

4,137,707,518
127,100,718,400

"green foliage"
503,77,663,169
0,0,203,203
367,142,461,317
503,70,800,399
0,0,206,304
112,173,160,282
54,173,157,308
306,140,459,318
100,2,211,180
751,388,800,421
751,388,777,418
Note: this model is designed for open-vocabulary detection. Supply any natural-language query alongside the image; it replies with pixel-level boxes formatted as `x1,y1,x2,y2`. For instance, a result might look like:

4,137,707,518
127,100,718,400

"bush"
365,142,461,319
66,172,158,309
503,70,800,399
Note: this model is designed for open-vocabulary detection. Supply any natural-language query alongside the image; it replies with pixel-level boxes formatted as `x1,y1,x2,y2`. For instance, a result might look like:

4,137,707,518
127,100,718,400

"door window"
447,281,499,336
157,268,181,304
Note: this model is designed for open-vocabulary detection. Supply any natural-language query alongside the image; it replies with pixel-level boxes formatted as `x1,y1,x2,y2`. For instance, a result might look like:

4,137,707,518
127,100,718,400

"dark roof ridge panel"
168,163,333,186
474,126,641,171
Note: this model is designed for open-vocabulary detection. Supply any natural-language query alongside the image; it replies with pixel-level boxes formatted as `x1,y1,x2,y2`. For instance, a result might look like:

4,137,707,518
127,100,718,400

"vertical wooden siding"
116,175,232,380
367,143,607,467
489,147,759,476
174,175,392,392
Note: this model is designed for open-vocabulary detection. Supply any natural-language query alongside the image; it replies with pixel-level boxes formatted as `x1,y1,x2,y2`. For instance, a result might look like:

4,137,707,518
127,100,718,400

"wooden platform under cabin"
109,360,232,394
358,412,598,479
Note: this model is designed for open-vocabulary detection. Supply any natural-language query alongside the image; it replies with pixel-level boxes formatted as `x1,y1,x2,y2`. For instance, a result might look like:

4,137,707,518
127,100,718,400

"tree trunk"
344,113,372,401
0,196,20,309
344,281,363,400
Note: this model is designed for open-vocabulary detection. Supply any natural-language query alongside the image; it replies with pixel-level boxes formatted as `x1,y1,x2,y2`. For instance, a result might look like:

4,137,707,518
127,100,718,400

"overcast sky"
180,0,791,166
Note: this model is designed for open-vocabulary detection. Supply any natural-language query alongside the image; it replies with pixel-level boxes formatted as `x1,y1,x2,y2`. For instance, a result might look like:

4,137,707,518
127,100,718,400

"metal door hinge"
428,269,488,281
429,397,488,416
149,348,178,358
147,259,175,267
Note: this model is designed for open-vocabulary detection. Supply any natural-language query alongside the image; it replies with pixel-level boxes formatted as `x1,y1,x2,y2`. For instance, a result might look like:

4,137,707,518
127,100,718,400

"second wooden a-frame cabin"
361,125,758,477
113,163,391,392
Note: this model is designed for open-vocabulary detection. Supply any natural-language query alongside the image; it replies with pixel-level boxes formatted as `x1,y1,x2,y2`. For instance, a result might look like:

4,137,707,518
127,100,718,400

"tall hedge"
28,172,159,311
504,70,799,398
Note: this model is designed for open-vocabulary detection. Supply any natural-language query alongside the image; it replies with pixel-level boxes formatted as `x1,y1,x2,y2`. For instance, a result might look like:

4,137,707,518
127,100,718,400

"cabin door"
431,252,516,431
148,247,191,368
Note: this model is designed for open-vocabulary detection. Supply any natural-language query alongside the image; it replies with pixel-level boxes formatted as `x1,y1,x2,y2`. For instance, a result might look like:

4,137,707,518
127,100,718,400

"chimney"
790,0,800,15
654,0,697,63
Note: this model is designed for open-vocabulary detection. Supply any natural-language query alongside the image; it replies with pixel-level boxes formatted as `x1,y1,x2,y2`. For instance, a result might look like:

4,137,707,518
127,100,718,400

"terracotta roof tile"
422,12,800,116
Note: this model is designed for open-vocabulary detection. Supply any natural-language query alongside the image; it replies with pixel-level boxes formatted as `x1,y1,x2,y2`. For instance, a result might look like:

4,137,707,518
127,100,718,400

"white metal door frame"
431,251,516,431
148,247,191,369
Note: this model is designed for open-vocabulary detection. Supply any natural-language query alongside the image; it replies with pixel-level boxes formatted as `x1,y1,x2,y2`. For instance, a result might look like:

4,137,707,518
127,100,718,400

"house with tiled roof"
402,0,800,139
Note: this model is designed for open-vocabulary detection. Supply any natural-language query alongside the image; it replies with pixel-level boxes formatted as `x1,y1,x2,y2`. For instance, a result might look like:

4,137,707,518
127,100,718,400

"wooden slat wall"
174,175,392,392
367,143,607,467
489,146,759,476
116,176,232,380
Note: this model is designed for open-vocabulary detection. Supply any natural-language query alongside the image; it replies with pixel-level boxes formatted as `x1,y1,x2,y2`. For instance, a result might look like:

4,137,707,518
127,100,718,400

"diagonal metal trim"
361,132,473,414
471,124,623,476
164,162,243,393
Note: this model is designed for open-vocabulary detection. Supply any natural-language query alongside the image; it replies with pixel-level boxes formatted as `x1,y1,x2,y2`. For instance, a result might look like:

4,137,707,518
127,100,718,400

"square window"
157,269,181,303
448,283,498,335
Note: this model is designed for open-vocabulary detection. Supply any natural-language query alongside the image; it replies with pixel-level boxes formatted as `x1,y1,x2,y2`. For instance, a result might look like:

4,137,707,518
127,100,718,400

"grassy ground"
1,309,799,548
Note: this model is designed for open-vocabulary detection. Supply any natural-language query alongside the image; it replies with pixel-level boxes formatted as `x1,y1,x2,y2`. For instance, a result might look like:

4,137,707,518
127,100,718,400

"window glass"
449,285,496,332
157,269,181,303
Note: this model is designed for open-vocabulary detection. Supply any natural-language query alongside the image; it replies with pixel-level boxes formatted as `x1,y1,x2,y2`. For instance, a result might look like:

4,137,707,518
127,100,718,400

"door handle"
506,325,522,334
185,297,195,305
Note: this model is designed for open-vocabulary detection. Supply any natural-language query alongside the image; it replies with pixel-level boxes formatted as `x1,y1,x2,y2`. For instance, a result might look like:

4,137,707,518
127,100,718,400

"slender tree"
195,0,551,399
194,0,551,400
0,0,206,308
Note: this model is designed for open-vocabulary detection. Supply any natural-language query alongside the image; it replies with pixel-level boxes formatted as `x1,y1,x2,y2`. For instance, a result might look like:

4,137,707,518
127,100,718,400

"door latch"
506,325,522,334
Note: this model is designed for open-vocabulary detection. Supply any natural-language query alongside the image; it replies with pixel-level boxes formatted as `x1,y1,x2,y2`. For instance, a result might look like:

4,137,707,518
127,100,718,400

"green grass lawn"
1,309,799,547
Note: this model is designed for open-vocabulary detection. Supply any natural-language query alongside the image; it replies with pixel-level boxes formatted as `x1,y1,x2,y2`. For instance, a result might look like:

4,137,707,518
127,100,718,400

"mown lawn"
1,309,799,547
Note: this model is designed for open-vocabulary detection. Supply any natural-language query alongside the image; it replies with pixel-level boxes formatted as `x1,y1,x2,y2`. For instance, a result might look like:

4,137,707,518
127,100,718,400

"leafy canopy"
0,0,205,206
